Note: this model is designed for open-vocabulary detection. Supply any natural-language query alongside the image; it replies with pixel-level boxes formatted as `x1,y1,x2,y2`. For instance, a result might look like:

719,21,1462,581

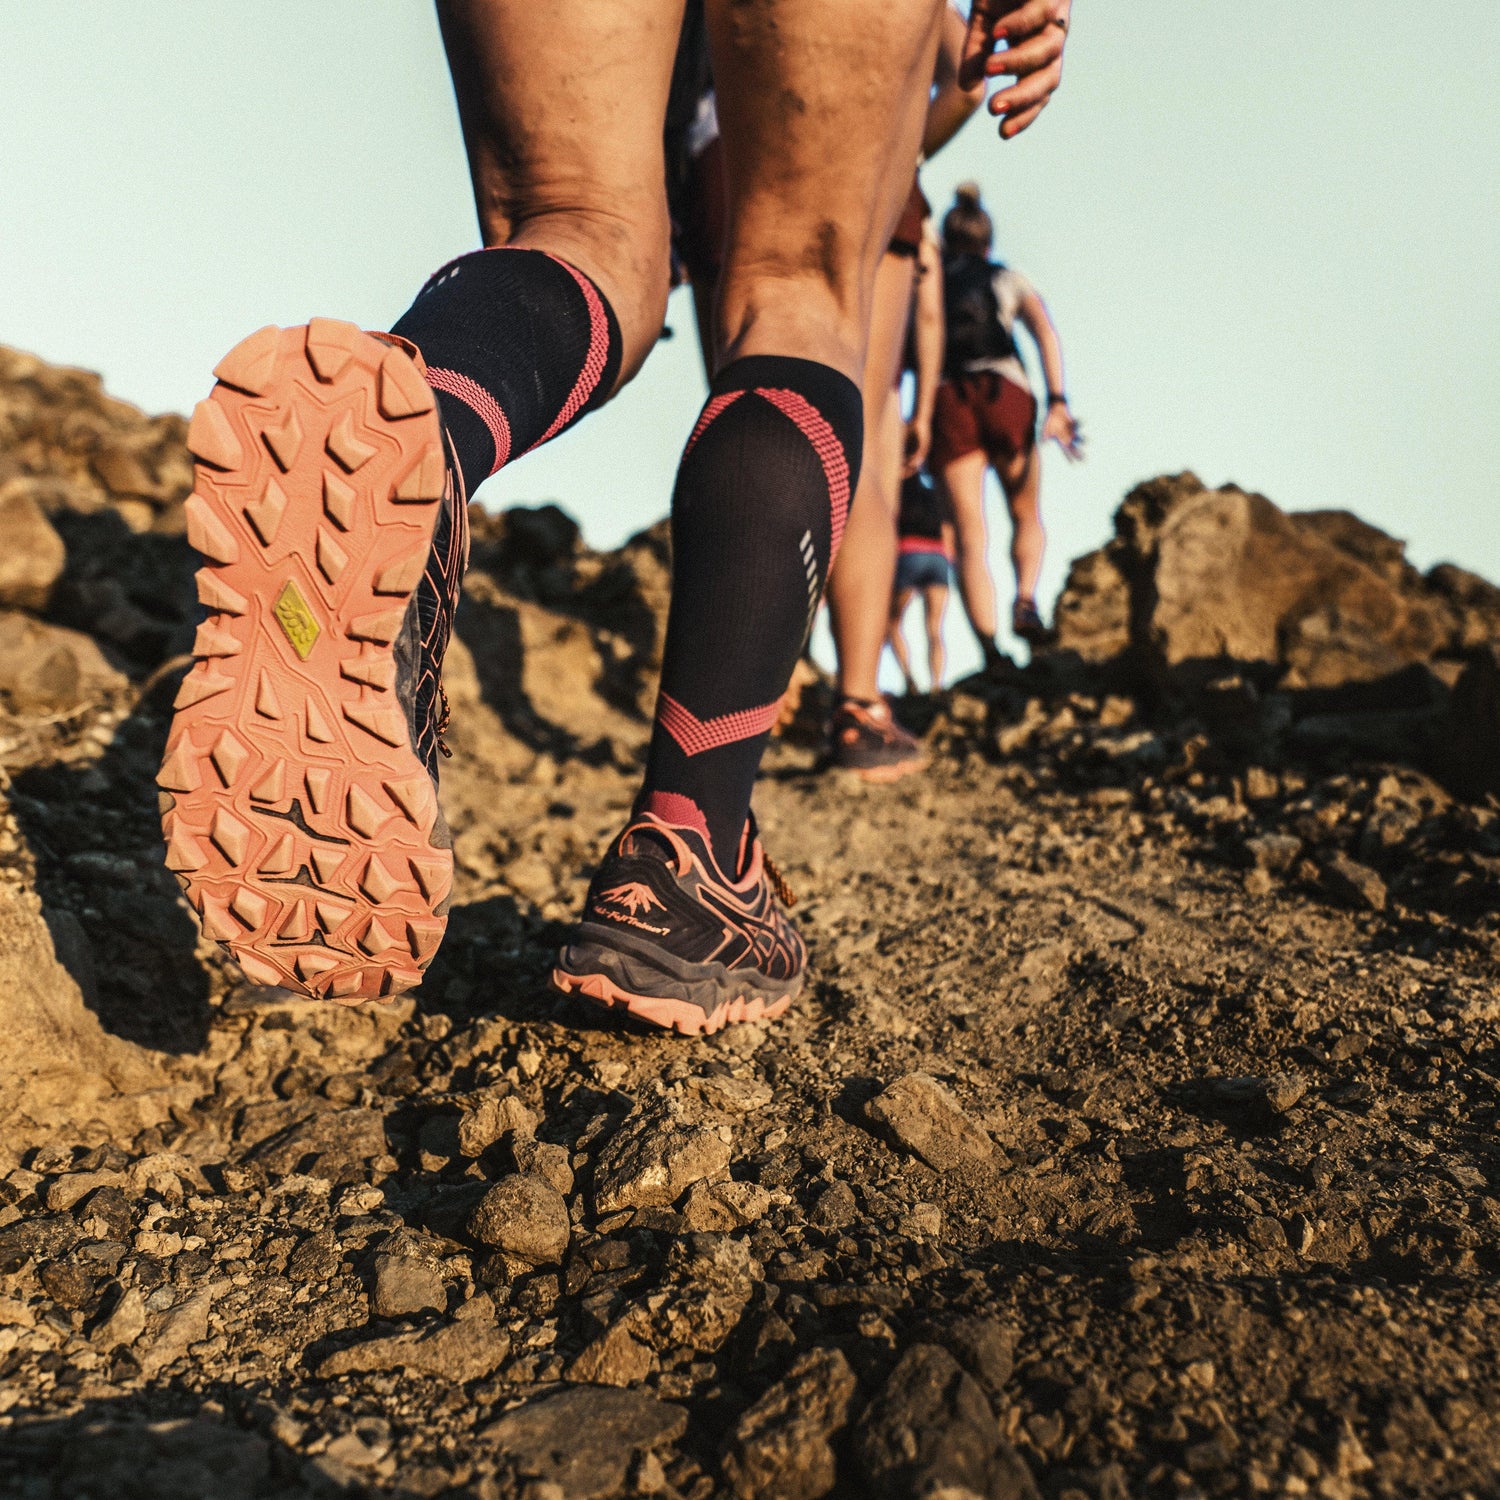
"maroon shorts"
931,372,1037,469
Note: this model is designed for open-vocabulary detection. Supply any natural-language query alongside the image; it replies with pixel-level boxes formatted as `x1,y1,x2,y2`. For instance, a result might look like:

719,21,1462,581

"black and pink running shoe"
553,806,805,1035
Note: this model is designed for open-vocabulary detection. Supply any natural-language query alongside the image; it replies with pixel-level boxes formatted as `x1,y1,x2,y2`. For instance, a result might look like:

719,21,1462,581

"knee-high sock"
642,355,863,873
391,247,622,496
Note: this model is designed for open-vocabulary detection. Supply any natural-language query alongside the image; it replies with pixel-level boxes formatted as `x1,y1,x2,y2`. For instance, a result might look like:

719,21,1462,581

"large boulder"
1052,473,1482,689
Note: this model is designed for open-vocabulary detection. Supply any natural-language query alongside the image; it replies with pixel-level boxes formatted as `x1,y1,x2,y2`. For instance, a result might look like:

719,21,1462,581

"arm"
962,0,1072,140
904,229,945,476
923,3,987,159
1016,289,1084,461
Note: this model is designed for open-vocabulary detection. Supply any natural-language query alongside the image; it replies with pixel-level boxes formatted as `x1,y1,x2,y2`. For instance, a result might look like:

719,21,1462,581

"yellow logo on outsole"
273,579,321,659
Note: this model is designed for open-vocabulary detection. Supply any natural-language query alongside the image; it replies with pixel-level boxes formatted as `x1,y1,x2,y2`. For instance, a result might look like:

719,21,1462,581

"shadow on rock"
8,680,210,1056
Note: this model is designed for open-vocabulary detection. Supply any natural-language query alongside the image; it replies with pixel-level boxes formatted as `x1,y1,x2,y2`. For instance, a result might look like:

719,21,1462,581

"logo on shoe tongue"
273,578,321,660
598,882,663,917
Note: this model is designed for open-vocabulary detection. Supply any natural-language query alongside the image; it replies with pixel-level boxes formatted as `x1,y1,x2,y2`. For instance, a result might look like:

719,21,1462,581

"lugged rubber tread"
159,323,452,1004
551,967,793,1037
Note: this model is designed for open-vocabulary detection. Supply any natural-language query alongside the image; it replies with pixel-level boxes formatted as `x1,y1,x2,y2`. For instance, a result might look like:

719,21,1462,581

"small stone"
943,1315,1016,1400
372,1251,447,1319
721,1346,858,1500
482,1388,687,1500
93,1286,147,1350
457,1088,539,1158
680,1180,772,1232
44,1168,123,1213
0,487,66,610
136,1286,214,1376
1320,851,1387,912
853,1344,1038,1499
862,1073,994,1172
1243,833,1301,873
687,1076,774,1115
469,1175,571,1264
317,1313,510,1383
807,1180,857,1230
286,1229,342,1283
592,1103,732,1214
511,1138,575,1196
566,1313,656,1388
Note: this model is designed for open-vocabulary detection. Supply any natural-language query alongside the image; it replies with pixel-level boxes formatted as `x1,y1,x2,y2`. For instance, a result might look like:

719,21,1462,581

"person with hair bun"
934,180,1083,660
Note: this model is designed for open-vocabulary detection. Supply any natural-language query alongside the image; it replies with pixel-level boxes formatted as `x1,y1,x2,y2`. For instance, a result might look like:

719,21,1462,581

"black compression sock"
641,355,863,873
391,248,621,495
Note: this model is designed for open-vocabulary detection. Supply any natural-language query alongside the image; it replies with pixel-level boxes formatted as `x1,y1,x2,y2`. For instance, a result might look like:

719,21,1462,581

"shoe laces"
762,849,797,909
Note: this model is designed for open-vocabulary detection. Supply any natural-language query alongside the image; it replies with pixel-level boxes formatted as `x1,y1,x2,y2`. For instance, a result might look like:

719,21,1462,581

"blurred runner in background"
933,180,1084,667
888,470,956,695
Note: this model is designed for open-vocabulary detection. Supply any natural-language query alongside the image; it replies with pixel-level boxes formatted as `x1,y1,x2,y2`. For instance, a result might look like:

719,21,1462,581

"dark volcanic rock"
468,1173,571,1265
317,1308,510,1382
1053,472,1469,687
721,1346,858,1500
482,1387,687,1500
853,1344,1039,1500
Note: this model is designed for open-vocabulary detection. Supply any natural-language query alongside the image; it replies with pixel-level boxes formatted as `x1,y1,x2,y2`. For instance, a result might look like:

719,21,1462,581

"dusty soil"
3,347,1500,1499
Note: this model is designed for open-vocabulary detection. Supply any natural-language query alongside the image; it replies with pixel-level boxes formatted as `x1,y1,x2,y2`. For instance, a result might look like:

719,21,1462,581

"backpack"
942,254,1018,375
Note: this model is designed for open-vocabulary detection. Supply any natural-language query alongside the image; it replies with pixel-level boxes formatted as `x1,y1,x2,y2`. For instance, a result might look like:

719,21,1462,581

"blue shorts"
895,549,952,593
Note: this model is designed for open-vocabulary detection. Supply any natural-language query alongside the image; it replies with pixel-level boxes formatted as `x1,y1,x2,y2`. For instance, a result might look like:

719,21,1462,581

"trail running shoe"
1012,597,1051,646
828,697,927,783
553,810,806,1035
159,320,467,1003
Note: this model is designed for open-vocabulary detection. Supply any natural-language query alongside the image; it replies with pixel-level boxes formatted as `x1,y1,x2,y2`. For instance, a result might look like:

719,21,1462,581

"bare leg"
999,444,1045,603
436,0,685,386
924,583,949,689
940,449,998,646
888,585,918,692
708,0,944,381
825,249,917,699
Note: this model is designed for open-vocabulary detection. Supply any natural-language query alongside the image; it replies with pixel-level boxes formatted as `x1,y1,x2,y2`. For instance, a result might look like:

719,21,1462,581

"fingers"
983,22,1064,80
990,56,1064,129
991,0,1064,44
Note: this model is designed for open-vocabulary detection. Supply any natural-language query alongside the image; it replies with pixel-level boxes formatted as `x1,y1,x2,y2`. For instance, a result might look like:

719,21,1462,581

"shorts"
931,371,1037,469
895,547,952,593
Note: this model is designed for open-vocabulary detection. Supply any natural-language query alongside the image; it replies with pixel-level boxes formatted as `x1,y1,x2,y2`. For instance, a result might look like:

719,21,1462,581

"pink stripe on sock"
641,791,710,839
425,367,511,474
683,391,744,457
656,691,785,758
754,388,851,560
529,255,613,452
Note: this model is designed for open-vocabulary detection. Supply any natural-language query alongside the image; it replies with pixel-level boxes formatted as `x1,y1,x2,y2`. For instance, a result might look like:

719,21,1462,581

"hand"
961,0,1071,139
902,415,931,477
1041,401,1084,461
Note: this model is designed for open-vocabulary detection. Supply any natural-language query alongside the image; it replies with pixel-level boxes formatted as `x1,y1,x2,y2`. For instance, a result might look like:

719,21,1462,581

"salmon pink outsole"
551,967,794,1036
159,320,452,1004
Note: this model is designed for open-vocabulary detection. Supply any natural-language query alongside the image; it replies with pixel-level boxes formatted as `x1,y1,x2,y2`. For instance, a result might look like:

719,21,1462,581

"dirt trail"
2,347,1500,1499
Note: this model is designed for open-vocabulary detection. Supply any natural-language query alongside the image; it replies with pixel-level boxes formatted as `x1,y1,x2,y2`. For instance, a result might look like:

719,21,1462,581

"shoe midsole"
558,923,802,1014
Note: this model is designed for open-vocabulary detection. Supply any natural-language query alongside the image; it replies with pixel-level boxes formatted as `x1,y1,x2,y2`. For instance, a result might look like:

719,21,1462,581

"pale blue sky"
3,3,1496,680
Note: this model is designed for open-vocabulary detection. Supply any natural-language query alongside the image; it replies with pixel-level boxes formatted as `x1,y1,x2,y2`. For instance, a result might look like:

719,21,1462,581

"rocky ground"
2,346,1500,1499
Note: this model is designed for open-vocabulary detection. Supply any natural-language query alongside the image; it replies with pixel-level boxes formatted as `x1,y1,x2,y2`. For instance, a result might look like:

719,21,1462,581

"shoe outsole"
551,966,794,1036
159,320,451,1005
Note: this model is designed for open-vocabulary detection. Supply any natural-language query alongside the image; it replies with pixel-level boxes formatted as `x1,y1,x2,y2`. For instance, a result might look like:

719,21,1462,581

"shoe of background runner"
828,697,927,783
1012,597,1051,645
553,810,805,1035
159,321,467,1004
